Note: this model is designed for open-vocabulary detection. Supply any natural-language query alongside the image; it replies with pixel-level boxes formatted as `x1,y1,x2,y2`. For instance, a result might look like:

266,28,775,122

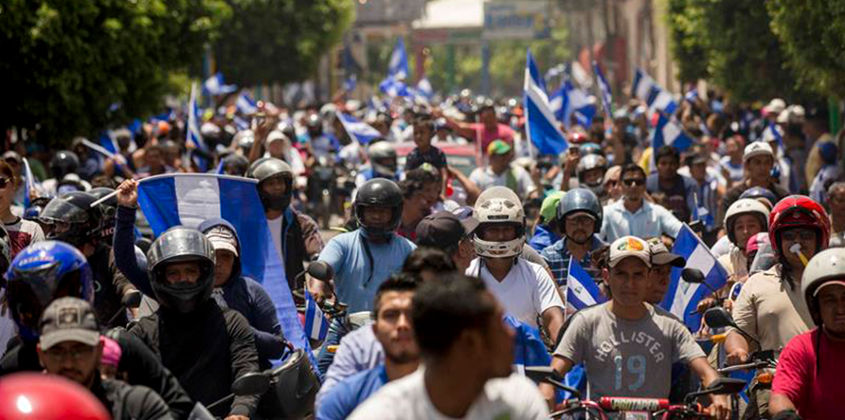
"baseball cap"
205,226,239,257
648,240,685,267
539,191,565,223
416,212,472,249
39,297,100,350
266,130,289,146
450,206,480,234
609,236,652,268
487,139,512,156
763,98,786,116
2,151,21,164
743,141,773,162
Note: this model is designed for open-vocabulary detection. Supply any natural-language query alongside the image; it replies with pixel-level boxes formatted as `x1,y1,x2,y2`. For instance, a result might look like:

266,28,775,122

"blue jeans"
316,317,350,375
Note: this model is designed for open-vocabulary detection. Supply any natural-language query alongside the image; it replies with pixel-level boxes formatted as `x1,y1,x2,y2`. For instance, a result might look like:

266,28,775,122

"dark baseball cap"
416,211,476,249
39,297,100,350
649,240,686,267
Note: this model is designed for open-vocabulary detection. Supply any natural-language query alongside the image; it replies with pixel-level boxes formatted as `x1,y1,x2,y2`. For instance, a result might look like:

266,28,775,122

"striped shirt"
540,236,606,288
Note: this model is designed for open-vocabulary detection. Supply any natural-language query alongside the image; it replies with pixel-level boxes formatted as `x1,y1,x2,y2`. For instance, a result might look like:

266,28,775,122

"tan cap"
609,236,652,268
205,226,239,257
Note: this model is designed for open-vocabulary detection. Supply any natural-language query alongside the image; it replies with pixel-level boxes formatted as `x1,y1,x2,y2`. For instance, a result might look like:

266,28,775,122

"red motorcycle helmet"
0,373,110,420
768,195,830,257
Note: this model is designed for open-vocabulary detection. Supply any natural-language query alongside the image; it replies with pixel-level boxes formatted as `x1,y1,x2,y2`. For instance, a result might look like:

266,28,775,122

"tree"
212,0,354,87
0,0,230,145
664,0,813,103
665,0,709,84
767,0,845,98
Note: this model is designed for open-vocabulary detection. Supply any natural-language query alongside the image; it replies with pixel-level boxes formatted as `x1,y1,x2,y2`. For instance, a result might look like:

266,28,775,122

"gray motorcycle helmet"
556,188,603,234
247,157,294,212
367,141,397,178
576,154,608,186
147,226,216,313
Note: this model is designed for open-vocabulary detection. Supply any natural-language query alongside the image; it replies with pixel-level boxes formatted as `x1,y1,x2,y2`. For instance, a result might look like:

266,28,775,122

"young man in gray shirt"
539,236,729,419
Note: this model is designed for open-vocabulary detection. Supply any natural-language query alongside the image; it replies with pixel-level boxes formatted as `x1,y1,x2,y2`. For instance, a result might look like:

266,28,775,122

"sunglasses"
622,178,645,187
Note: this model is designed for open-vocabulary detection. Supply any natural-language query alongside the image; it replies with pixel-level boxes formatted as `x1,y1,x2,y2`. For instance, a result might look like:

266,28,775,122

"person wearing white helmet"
769,247,845,419
718,141,788,228
466,186,564,339
717,199,771,285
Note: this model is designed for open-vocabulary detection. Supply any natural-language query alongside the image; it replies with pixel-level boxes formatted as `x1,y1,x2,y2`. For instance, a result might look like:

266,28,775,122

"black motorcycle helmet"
88,187,118,242
146,226,215,313
306,114,323,137
354,178,403,240
221,154,250,177
247,157,294,212
556,188,603,238
49,151,80,179
39,192,103,247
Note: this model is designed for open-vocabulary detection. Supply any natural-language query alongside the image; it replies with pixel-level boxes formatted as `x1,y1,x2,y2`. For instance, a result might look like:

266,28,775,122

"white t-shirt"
267,215,285,271
466,258,563,329
348,369,549,420
468,165,536,200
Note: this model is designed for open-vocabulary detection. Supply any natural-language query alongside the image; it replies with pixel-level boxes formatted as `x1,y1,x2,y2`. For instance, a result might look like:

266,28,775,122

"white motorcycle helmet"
724,198,770,246
472,186,526,258
802,248,845,326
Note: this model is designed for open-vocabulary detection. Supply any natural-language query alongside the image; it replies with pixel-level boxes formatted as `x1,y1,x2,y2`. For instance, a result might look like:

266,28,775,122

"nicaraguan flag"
764,122,785,149
304,288,329,341
415,77,433,100
647,86,678,115
135,173,314,365
566,258,607,310
684,88,699,104
652,114,693,151
659,224,729,330
22,158,37,208
379,76,411,98
336,111,381,145
203,72,237,96
186,83,209,171
523,50,568,156
343,74,357,92
235,93,257,115
551,81,595,129
631,68,657,101
592,61,613,116
388,38,409,80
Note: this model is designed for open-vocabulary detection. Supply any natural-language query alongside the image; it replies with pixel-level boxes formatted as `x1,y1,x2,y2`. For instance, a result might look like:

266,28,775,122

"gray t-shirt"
554,302,705,399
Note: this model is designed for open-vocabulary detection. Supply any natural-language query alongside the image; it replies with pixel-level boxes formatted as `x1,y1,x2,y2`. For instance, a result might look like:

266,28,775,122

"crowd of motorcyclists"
0,87,843,420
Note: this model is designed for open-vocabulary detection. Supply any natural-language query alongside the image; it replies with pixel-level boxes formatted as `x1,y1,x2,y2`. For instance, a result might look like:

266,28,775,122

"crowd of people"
0,89,843,420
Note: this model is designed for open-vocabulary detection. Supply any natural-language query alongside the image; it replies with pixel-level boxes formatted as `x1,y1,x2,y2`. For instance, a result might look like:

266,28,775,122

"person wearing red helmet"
725,195,829,418
0,372,110,420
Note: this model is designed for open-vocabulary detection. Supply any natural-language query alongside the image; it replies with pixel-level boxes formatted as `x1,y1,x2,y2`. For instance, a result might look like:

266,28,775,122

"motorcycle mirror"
681,268,706,284
704,307,736,329
704,377,747,395
122,290,142,309
307,261,334,281
232,372,270,396
523,366,556,384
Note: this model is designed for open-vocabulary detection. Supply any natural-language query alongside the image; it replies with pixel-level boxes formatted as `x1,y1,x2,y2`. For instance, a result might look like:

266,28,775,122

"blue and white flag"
684,88,699,104
379,76,411,98
523,50,568,156
415,77,433,100
135,173,314,365
186,83,209,171
566,258,607,310
235,93,257,115
21,158,36,208
304,289,329,341
550,81,596,129
388,38,409,80
592,61,613,116
647,86,678,115
651,114,693,152
659,224,729,330
336,111,381,145
343,74,357,92
203,72,237,96
764,122,784,149
631,68,657,101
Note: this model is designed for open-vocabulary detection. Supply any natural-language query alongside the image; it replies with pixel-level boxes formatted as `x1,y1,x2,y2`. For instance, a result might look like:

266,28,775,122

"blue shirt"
600,200,683,243
318,230,416,312
316,365,388,420
528,224,561,252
